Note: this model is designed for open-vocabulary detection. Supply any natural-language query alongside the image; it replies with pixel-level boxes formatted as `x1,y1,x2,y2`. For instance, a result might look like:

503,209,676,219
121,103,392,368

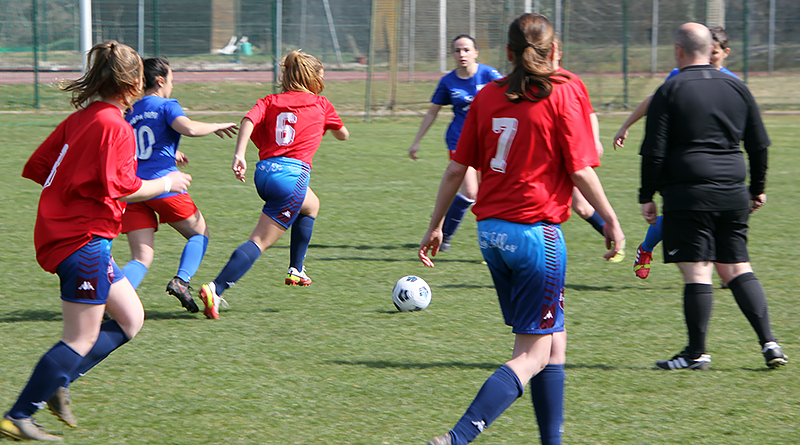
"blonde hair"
61,41,143,109
496,13,569,103
280,50,324,94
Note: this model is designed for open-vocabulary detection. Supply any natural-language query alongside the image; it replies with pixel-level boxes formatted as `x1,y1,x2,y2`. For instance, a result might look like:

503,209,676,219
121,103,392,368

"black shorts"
661,209,750,264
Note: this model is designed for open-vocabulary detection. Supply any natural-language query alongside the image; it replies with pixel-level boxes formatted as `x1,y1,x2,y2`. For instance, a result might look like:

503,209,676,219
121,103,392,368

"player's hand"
232,155,247,182
409,143,421,161
602,222,626,261
750,193,766,212
164,171,192,193
613,127,629,150
214,123,239,138
641,201,658,225
418,228,443,267
175,150,189,167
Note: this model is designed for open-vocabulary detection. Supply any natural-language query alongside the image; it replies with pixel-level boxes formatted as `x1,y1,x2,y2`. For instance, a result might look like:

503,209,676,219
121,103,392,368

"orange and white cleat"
285,267,312,286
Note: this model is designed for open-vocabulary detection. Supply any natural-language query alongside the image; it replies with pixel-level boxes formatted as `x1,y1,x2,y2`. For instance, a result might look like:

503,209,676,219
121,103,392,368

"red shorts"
121,193,198,233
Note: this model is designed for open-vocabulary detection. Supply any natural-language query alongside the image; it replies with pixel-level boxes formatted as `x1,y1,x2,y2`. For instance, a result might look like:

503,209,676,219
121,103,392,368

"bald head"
674,23,712,68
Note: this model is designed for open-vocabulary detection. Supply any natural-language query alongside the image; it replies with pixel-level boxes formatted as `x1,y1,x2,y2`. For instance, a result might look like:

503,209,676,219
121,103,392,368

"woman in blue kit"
409,34,503,252
122,57,238,312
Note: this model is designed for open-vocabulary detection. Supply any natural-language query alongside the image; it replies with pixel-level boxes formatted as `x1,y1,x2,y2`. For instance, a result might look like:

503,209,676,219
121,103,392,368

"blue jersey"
431,63,503,151
126,95,187,198
666,66,739,81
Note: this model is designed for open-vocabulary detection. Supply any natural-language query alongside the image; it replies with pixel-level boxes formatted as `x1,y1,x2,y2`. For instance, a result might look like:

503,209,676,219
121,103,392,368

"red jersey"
244,91,343,167
453,69,599,224
22,101,142,273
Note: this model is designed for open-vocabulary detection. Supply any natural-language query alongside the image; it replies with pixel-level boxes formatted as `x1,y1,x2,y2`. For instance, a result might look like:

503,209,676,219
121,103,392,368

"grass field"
0,111,798,444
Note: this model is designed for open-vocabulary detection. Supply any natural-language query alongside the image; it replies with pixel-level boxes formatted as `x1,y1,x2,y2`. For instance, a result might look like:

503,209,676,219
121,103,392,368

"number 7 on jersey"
490,118,518,173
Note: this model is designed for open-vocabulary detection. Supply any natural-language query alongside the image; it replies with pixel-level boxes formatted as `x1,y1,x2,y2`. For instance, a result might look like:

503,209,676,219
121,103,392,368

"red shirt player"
198,50,349,320
419,14,624,445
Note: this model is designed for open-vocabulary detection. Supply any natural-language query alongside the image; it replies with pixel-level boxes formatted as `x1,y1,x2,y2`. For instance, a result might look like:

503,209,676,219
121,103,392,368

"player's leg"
571,187,605,235
634,215,662,279
165,204,209,313
440,167,478,251
121,202,159,289
530,330,566,445
714,208,787,367
287,188,319,286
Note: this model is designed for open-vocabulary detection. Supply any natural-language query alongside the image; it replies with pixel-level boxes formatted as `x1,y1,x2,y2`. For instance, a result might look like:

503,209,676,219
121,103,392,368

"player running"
419,13,624,445
121,57,237,313
198,50,349,319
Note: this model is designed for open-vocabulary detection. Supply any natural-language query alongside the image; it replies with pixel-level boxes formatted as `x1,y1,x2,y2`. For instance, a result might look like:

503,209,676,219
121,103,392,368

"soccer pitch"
0,113,797,444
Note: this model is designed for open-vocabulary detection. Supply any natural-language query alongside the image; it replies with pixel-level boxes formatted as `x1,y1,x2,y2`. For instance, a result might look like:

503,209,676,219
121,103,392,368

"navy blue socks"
289,214,315,271
450,365,524,445
69,320,130,383
122,260,148,289
584,211,606,235
442,193,475,238
530,364,565,445
8,341,82,419
177,234,208,283
213,240,262,295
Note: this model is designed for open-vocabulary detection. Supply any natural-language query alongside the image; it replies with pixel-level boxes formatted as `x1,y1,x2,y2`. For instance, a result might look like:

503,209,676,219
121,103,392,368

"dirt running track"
0,69,444,85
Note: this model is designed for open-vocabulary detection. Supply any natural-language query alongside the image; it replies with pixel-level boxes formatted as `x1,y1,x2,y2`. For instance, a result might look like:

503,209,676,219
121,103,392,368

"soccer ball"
392,275,432,312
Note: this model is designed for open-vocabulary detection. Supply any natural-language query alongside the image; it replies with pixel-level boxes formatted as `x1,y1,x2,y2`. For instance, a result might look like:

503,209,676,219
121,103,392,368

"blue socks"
176,234,209,282
213,240,262,295
642,215,663,252
530,364,565,445
290,214,315,271
69,320,130,383
122,260,148,289
584,211,606,235
450,365,524,445
8,341,82,419
442,193,475,238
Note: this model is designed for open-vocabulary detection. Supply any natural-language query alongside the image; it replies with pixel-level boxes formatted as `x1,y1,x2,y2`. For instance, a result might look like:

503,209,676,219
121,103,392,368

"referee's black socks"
727,272,775,346
684,283,714,358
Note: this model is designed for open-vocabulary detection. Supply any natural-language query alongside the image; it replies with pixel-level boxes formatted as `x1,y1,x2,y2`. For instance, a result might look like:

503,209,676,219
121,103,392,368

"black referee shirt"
639,64,770,212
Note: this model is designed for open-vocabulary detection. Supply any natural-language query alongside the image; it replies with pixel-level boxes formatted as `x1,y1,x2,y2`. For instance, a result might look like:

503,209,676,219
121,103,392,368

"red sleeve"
22,119,69,185
556,83,599,174
322,97,343,131
103,123,142,199
244,97,268,126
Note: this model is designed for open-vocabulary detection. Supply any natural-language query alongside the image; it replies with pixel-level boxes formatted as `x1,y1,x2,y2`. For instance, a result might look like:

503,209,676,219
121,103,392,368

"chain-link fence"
2,0,799,111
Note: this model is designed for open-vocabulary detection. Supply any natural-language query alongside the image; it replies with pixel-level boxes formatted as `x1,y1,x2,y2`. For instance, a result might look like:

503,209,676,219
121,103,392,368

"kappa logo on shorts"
282,210,292,218
76,277,98,300
543,310,554,320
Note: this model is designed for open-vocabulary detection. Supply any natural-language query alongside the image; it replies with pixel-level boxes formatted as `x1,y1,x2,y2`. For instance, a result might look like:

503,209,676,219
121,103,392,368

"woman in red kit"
1,41,191,442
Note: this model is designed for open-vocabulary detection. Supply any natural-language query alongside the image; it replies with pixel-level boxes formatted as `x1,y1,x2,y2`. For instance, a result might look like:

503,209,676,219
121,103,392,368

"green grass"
0,113,798,444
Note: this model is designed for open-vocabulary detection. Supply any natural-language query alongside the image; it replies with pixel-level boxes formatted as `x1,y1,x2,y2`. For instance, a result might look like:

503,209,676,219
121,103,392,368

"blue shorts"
56,237,123,304
254,157,311,229
477,219,566,335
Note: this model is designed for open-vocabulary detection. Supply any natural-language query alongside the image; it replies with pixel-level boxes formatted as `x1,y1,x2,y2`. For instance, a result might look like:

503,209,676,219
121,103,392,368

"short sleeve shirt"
245,91,343,168
22,101,142,272
431,64,503,151
453,69,599,224
126,95,187,199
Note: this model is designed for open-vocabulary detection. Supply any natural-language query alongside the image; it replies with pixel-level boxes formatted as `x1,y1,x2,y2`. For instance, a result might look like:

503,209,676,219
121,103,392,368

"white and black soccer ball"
392,275,432,312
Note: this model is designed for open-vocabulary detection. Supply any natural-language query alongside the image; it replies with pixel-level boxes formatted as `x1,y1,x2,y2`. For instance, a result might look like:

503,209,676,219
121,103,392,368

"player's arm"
613,95,653,149
170,116,238,138
419,160,468,267
329,125,349,141
119,171,192,202
571,166,625,260
409,104,443,160
231,117,254,182
590,112,603,158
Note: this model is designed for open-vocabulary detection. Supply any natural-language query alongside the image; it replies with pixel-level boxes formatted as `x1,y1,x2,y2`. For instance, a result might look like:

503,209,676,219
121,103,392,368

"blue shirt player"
121,57,238,313
409,34,503,252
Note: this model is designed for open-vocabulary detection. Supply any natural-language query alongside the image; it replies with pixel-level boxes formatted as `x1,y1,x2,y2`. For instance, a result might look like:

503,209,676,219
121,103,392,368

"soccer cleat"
0,414,63,441
198,282,228,319
656,349,711,370
47,387,77,428
427,433,453,445
285,267,312,286
633,244,652,279
439,235,452,252
166,277,199,313
762,341,788,369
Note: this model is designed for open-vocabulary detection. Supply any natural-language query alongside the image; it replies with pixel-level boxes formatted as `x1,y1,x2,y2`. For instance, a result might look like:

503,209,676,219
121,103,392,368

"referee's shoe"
762,341,788,369
656,349,711,370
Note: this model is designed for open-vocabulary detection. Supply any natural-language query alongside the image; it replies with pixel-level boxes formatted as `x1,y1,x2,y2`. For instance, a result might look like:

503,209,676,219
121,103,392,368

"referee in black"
639,22,787,370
